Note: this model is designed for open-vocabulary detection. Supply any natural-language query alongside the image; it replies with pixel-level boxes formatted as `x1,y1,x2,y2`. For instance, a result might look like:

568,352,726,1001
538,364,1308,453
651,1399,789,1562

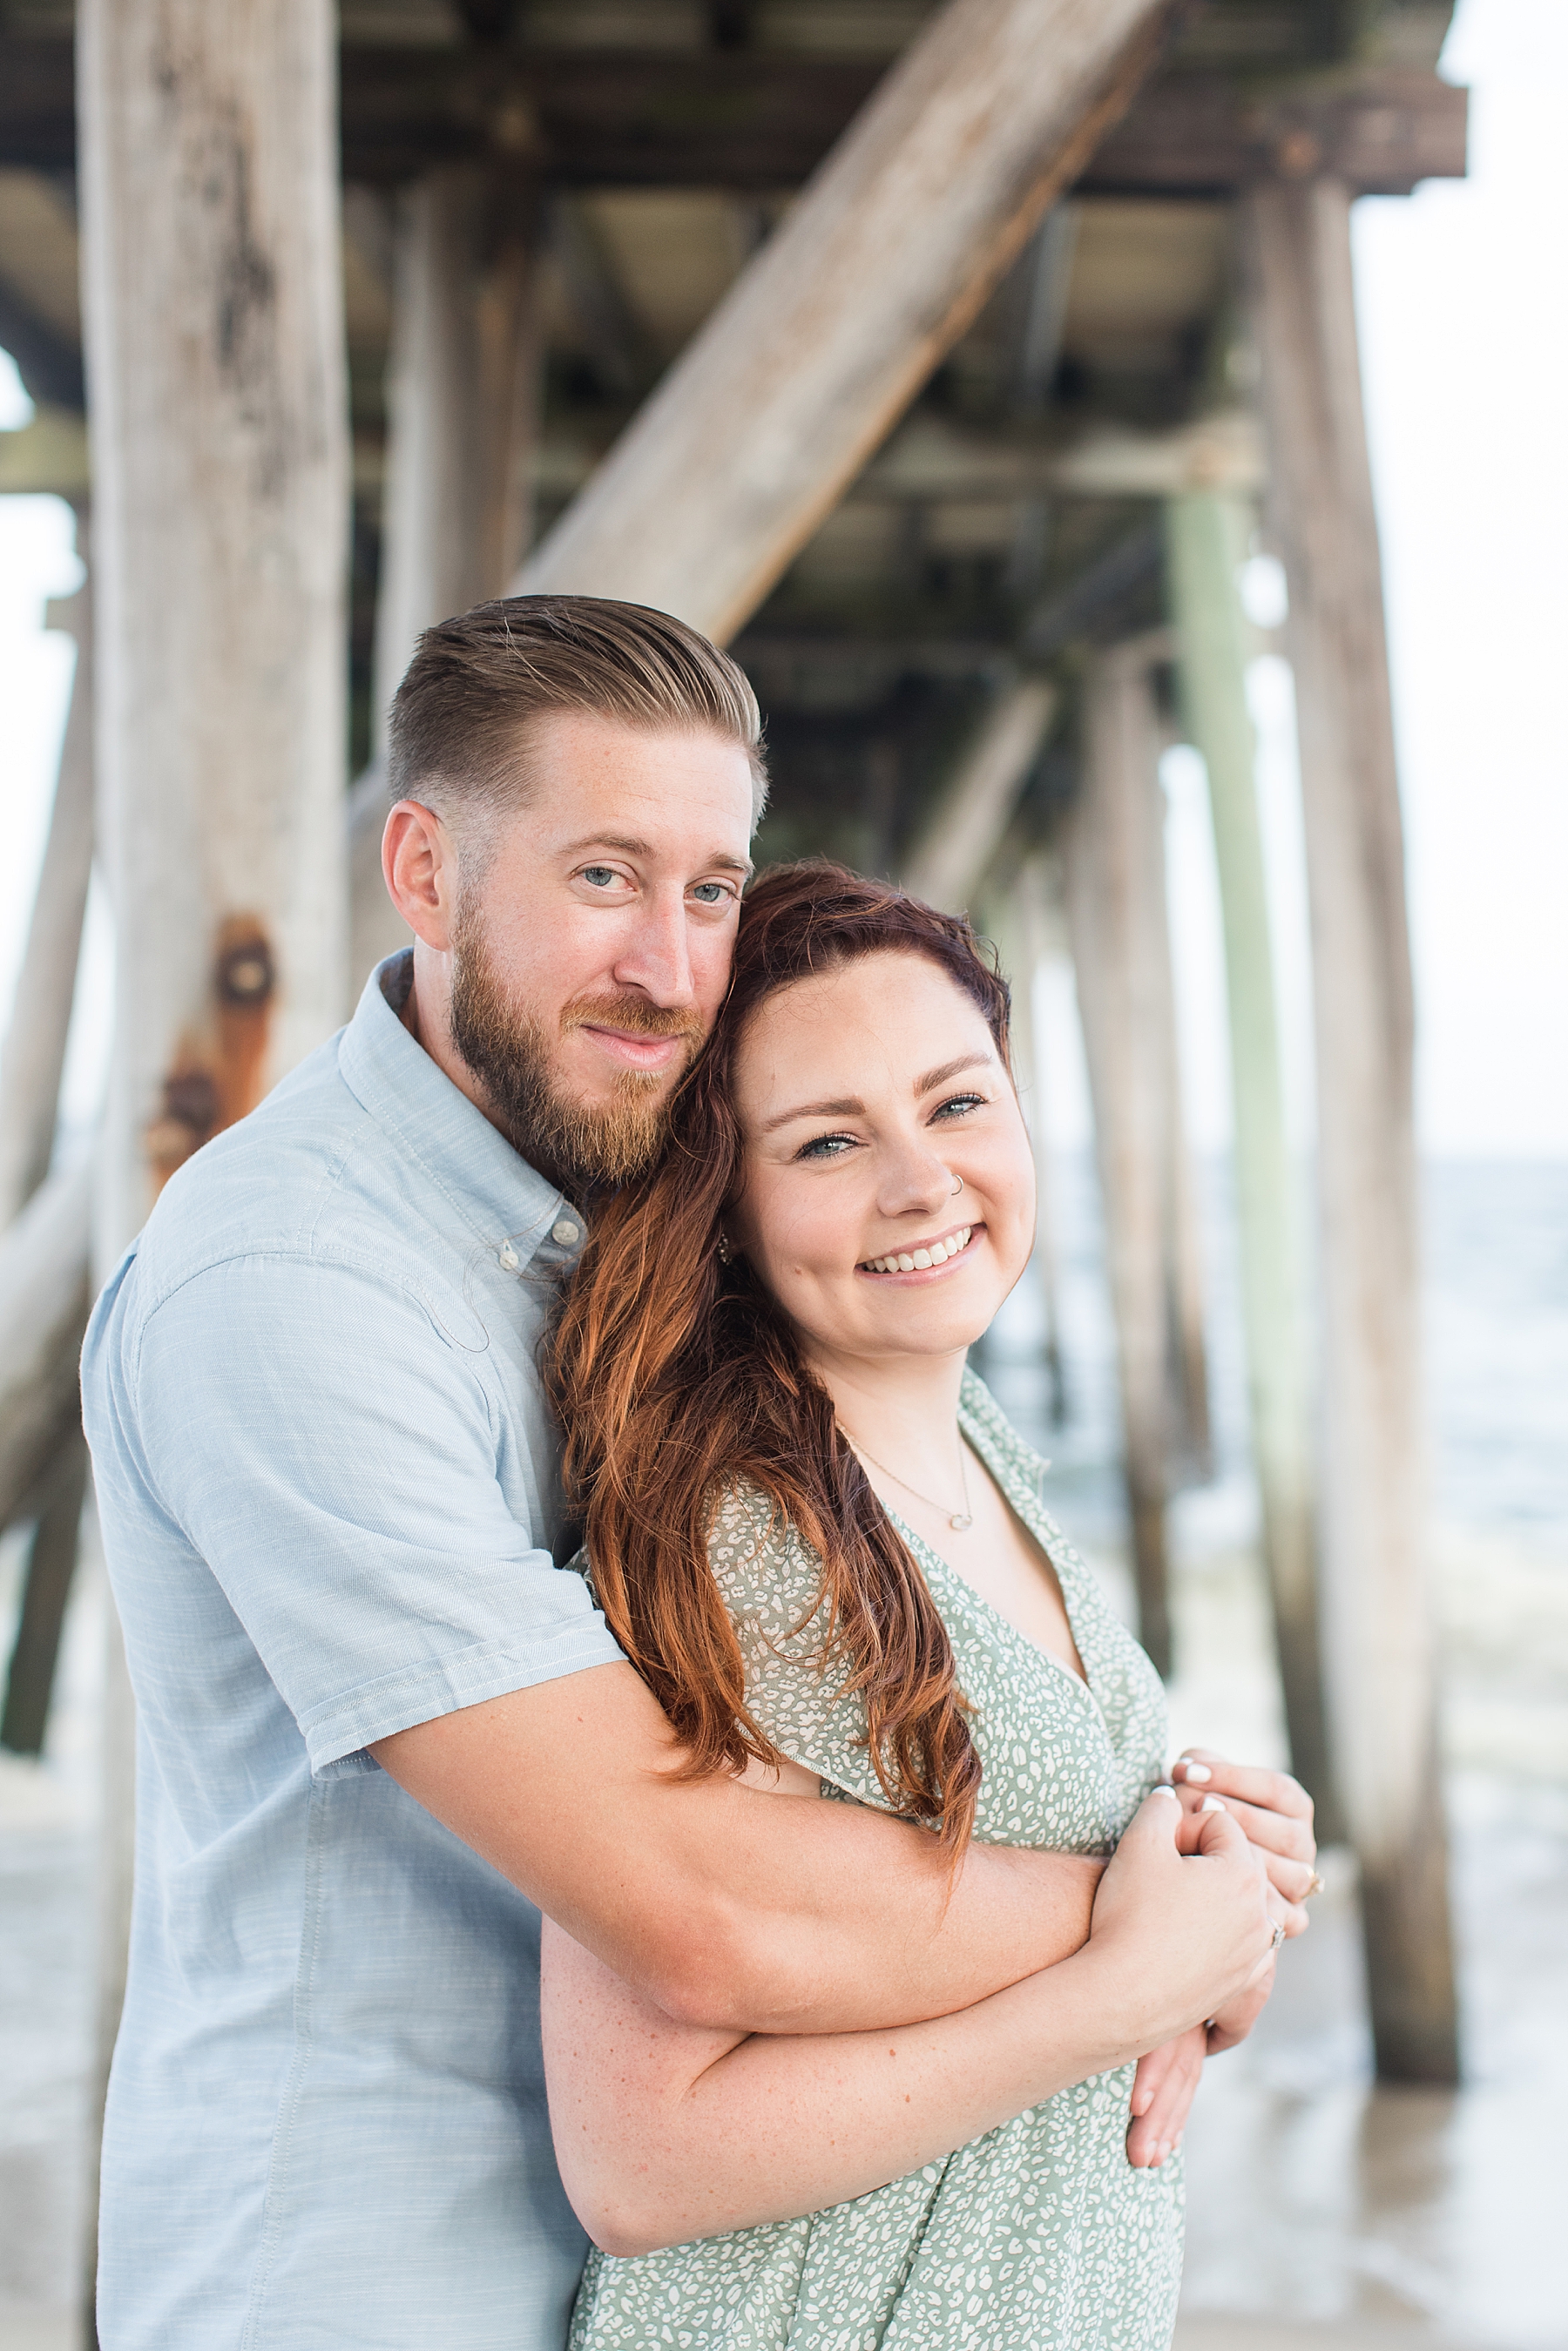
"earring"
717,1229,732,1265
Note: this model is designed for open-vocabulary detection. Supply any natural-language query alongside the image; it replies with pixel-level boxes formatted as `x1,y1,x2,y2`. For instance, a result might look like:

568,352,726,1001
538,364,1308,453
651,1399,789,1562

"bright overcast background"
0,0,1564,1161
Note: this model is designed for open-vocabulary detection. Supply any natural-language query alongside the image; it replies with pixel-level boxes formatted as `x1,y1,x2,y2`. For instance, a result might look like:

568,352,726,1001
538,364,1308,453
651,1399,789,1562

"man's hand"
1125,2025,1205,2168
1172,1750,1317,1936
1124,1950,1281,2168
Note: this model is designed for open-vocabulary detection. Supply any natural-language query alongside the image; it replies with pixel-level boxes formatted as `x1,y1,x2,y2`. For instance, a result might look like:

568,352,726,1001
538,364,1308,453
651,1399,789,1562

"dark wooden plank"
0,33,1467,197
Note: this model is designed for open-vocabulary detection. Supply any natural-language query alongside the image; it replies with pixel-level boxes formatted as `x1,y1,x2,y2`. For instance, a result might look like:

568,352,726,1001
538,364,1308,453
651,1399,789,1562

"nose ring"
950,1174,963,1197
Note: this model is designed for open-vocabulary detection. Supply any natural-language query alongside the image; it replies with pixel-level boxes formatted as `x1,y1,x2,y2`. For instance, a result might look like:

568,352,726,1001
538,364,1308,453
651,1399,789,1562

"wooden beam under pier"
902,679,1058,916
515,0,1182,638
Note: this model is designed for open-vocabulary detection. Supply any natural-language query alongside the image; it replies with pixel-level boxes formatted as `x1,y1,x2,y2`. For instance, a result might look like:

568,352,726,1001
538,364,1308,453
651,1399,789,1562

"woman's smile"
856,1220,979,1279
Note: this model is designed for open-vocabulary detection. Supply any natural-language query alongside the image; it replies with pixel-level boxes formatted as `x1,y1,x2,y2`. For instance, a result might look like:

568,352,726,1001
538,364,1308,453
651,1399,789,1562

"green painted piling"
1166,490,1340,1835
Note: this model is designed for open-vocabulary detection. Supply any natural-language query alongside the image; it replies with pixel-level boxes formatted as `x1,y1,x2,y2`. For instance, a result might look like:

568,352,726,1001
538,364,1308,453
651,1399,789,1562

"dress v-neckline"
885,1405,1108,1732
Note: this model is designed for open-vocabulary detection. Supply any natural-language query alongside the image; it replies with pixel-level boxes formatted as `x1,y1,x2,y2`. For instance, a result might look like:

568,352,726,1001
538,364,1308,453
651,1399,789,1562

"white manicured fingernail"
1200,1794,1227,1813
1152,1784,1179,1800
1182,1762,1212,1784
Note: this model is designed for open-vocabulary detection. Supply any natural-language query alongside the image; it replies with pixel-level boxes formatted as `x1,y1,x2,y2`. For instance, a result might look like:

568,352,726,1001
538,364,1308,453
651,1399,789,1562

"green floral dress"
567,1370,1181,2351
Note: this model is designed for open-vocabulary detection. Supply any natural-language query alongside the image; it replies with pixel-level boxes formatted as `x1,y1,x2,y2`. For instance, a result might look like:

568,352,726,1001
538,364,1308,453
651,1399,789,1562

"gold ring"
1303,1871,1325,1898
1271,1922,1286,1952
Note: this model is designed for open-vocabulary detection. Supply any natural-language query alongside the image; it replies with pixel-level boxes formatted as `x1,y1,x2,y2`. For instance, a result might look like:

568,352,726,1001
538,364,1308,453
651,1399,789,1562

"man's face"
444,711,755,1190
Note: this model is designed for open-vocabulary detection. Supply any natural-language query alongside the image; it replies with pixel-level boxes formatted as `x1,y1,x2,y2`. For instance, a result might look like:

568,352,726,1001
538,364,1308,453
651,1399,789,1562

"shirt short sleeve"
126,1248,625,1769
706,1482,897,1813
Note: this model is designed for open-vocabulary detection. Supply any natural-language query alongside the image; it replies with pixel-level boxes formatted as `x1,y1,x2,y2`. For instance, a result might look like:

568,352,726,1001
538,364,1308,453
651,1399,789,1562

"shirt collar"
337,951,578,1270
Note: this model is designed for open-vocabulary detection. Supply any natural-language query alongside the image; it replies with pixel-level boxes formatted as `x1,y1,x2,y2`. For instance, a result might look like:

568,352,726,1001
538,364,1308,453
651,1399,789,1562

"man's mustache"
560,993,705,1047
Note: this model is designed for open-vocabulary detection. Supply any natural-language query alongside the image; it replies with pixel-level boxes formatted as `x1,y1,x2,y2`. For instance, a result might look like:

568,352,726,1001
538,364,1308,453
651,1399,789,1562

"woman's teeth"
862,1226,972,1275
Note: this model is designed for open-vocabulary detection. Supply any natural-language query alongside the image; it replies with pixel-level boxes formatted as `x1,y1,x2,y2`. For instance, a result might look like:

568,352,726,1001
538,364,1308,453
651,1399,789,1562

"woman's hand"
1171,1750,1318,1936
1090,1787,1282,2043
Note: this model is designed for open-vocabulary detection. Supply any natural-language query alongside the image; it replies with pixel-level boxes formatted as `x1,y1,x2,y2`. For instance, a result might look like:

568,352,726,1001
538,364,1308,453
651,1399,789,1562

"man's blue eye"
581,867,617,888
691,882,728,904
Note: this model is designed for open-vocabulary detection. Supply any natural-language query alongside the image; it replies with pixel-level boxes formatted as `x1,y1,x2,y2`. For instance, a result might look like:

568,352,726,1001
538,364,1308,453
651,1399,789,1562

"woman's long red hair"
544,861,1014,1854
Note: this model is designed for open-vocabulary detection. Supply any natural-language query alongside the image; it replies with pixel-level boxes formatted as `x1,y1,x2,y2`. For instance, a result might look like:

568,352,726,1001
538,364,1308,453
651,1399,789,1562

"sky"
0,0,1565,1159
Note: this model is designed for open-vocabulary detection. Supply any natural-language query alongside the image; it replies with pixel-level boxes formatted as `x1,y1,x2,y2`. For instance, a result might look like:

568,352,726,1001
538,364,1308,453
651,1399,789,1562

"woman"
541,862,1310,2350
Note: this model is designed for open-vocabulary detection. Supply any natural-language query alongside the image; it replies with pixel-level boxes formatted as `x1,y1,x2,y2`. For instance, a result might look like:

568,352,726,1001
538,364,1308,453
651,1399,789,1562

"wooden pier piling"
1064,642,1191,1675
1165,486,1339,1834
76,0,353,2311
1247,176,1458,2081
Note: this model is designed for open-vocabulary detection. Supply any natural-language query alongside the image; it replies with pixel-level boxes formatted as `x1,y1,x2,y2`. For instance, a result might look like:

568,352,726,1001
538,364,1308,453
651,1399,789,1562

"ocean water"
985,1152,1568,1576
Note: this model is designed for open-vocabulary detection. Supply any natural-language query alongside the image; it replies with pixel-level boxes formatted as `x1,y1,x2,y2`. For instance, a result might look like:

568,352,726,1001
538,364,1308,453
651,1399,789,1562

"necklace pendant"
950,1512,973,1530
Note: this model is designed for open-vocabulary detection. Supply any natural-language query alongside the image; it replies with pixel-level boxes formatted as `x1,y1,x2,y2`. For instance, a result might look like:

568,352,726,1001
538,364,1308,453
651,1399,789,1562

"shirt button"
551,1219,580,1246
497,1240,519,1272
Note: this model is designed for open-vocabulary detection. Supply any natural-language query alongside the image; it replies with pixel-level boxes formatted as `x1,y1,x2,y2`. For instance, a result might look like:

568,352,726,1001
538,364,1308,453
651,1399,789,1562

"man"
83,596,1297,2349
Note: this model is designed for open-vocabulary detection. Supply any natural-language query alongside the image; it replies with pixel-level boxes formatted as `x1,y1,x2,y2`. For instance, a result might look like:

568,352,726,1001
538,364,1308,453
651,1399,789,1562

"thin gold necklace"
845,1431,974,1530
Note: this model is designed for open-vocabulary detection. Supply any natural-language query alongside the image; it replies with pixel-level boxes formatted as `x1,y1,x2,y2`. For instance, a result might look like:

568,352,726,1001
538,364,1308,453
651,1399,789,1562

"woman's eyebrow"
760,1095,865,1134
915,1052,993,1094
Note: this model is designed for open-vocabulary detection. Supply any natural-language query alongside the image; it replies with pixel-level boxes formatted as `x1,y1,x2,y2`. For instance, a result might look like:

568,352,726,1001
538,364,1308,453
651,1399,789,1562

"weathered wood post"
1063,641,1190,1675
0,554,93,1227
1013,855,1070,1427
355,162,541,992
902,677,1057,913
515,0,1179,636
1247,176,1458,2079
77,0,351,2321
979,852,1070,1428
0,542,95,1755
1,1432,90,1756
372,163,541,738
1166,486,1339,1832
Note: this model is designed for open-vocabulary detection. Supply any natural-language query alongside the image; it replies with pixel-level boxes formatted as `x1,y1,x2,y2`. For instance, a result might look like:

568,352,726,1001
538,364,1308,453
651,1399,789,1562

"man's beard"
448,906,703,1196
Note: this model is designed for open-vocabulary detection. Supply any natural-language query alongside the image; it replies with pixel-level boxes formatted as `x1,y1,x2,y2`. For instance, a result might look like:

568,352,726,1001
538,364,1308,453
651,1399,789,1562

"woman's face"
727,949,1037,1371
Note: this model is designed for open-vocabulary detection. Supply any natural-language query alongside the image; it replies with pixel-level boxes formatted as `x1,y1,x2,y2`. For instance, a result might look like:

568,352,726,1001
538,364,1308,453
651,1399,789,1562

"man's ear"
383,801,456,951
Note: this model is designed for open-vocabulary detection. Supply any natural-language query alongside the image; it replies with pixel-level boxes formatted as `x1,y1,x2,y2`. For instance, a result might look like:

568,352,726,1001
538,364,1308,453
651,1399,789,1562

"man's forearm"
373,1662,1098,2038
690,1805,1103,2036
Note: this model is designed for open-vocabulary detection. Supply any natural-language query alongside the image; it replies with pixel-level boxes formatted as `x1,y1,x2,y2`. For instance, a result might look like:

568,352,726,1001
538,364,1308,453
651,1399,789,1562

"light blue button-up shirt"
81,953,625,2351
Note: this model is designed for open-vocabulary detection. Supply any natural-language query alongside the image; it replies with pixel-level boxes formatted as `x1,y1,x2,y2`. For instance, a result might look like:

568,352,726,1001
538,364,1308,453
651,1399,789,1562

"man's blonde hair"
388,593,768,831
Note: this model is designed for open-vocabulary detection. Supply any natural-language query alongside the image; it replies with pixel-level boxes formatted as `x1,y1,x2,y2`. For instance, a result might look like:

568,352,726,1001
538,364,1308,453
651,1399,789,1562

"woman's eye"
797,1132,856,1162
931,1092,986,1121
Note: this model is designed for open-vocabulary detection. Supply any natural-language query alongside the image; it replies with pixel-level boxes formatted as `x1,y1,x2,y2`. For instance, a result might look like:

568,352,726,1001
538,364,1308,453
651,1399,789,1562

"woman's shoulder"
706,1477,829,1650
959,1364,1051,1497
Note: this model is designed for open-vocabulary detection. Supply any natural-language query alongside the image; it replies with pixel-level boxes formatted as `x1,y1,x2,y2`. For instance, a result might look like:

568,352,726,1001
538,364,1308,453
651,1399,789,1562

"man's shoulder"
125,1026,450,1319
